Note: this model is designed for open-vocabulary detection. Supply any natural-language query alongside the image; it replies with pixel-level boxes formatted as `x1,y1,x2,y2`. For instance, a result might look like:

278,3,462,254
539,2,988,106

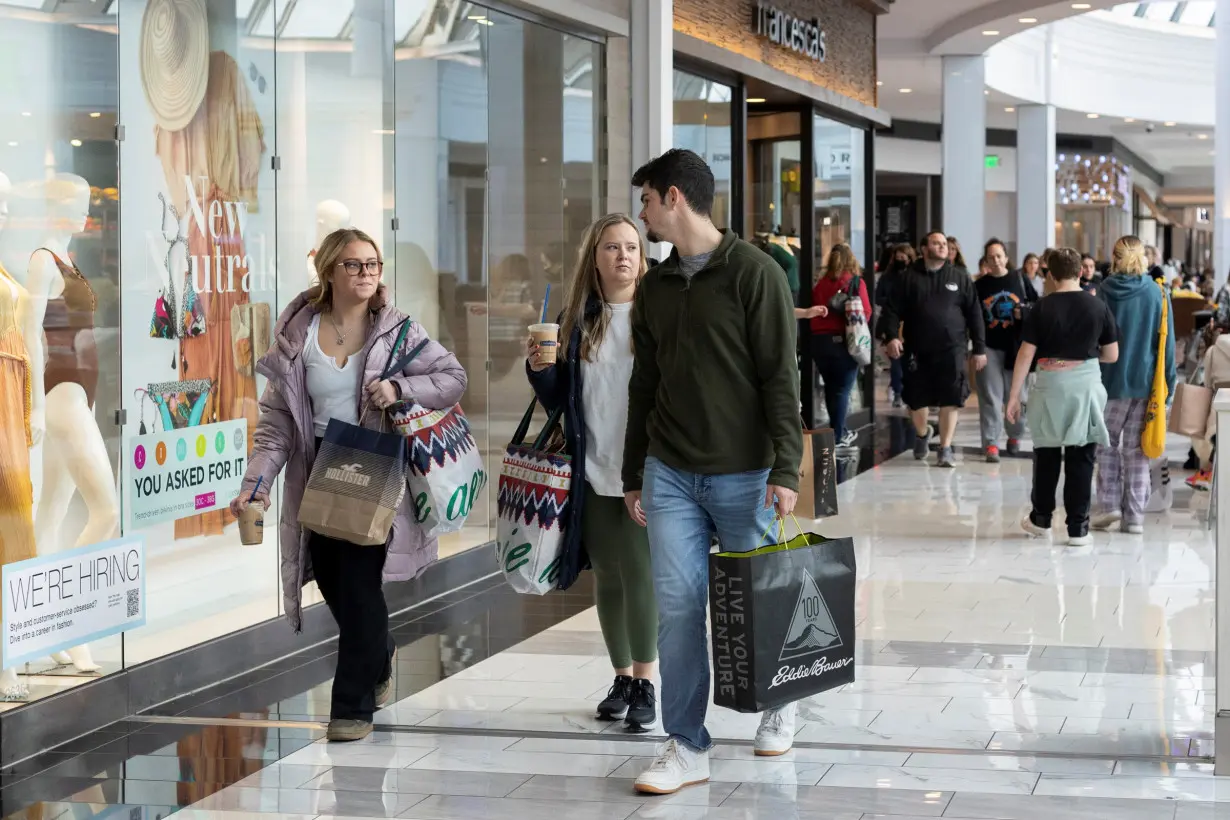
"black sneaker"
913,426,931,460
625,679,657,732
596,675,632,721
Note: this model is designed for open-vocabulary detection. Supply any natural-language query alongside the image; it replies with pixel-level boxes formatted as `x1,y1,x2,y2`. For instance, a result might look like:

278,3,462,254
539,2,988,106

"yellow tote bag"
1142,282,1169,460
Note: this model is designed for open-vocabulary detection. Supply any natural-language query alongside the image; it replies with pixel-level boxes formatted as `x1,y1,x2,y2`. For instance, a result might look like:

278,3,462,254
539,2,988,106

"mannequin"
307,200,350,285
0,171,40,700
26,174,115,675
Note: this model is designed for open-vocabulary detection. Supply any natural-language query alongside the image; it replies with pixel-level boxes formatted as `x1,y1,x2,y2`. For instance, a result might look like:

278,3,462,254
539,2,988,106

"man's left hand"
972,354,988,372
765,485,798,517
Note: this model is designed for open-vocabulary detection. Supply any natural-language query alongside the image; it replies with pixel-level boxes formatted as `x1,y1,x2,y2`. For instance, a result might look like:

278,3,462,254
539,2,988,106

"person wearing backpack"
810,243,871,448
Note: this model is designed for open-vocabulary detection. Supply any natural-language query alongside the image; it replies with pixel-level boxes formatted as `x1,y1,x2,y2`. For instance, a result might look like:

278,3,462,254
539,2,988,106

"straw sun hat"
139,0,210,132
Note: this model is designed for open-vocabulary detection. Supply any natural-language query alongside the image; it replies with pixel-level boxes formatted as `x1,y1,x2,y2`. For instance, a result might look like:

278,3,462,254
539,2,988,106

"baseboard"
0,541,497,768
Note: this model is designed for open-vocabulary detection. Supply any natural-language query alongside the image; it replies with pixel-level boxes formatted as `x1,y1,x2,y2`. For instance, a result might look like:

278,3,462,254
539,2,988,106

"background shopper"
232,228,466,742
623,149,802,795
526,213,659,732
1007,248,1118,546
973,238,1035,462
810,243,870,447
879,231,987,468
1094,235,1176,534
876,243,916,408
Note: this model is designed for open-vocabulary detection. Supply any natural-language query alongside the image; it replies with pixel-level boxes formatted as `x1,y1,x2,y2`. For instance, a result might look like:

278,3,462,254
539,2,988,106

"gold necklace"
326,311,360,346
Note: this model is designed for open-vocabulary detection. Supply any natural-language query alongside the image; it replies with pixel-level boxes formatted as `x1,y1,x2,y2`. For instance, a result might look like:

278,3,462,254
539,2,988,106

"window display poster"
3,535,146,668
125,419,248,529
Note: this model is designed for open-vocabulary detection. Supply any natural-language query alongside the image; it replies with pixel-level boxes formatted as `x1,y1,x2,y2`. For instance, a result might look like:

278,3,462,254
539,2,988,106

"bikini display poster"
2,535,146,669
124,419,248,529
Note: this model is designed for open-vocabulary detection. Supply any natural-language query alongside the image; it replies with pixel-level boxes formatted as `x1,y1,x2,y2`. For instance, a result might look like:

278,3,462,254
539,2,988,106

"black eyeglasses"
337,260,383,277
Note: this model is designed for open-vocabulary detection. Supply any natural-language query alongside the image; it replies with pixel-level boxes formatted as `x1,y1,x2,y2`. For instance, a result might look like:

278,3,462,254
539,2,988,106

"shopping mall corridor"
1,410,1223,820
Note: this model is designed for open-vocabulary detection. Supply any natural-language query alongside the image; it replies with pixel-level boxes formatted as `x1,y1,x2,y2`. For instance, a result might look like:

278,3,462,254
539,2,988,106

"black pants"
1031,444,1098,537
308,440,394,722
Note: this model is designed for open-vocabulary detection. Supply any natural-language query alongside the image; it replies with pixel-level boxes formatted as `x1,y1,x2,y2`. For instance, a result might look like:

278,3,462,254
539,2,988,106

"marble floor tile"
950,696,1133,719
815,763,1038,795
407,748,629,778
415,709,607,734
1032,774,1230,801
867,710,1066,735
189,787,428,817
1060,716,1212,736
398,692,527,712
232,764,330,789
504,737,661,757
718,782,951,816
1174,803,1230,819
708,745,909,766
504,774,735,807
987,732,1192,757
399,794,638,820
607,757,828,786
277,743,436,769
175,812,317,820
840,681,1024,699
793,723,993,750
942,792,1179,820
1113,760,1216,777
903,752,1114,775
360,731,523,750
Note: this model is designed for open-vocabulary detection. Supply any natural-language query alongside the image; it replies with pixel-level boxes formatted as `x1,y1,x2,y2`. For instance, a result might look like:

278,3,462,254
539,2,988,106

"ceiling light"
899,88,913,93
747,97,766,103
1164,121,1176,127
984,89,990,95
20,112,30,118
1071,3,1091,8
372,129,393,135
467,14,486,20
1199,134,1209,139
70,139,82,147
89,112,101,118
1005,107,1015,112
1087,113,1099,119
876,81,883,86
1019,17,1038,23
6,142,16,147
1124,118,1136,123
982,30,999,35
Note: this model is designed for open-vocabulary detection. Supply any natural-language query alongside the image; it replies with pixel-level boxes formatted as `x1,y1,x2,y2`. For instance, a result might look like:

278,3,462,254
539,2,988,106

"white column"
630,0,673,257
1216,0,1230,288
941,55,986,267
1016,104,1056,258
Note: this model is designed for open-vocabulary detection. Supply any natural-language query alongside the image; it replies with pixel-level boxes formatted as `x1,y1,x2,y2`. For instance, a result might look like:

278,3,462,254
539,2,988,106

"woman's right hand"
230,492,270,518
526,336,553,372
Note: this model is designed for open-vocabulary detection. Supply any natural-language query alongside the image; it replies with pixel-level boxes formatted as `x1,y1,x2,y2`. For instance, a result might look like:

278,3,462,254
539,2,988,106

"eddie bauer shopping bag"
495,400,572,595
709,522,856,713
298,320,412,546
386,342,488,538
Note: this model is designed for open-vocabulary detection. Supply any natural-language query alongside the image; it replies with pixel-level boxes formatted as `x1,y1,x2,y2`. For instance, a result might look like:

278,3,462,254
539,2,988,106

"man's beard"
646,229,662,244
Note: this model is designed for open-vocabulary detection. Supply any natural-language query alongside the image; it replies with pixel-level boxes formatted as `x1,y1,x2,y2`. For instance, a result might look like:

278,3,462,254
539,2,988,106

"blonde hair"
824,243,861,280
311,227,383,309
560,214,648,362
1111,235,1147,276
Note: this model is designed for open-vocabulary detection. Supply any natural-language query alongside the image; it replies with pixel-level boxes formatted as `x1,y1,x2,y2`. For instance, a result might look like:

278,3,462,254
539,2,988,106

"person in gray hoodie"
1093,235,1176,534
230,228,466,742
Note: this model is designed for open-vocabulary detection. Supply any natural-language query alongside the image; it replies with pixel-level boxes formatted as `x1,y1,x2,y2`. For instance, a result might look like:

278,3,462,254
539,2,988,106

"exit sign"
985,155,1000,168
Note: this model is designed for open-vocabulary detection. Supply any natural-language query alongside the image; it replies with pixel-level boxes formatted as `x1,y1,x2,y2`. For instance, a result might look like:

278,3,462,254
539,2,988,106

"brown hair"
1047,247,1082,282
824,243,861,280
1111,235,1147,276
889,243,916,265
560,214,648,362
310,227,383,309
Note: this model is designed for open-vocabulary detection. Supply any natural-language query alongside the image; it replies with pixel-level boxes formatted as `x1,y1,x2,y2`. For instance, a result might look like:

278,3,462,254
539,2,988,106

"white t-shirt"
305,314,361,437
580,302,634,497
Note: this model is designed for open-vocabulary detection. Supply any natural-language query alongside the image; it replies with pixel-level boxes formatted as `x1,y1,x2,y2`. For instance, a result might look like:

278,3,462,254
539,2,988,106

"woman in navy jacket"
526,214,658,732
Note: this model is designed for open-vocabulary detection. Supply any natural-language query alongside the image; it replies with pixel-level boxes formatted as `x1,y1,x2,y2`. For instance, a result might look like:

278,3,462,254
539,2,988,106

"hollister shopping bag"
709,525,856,713
300,418,408,545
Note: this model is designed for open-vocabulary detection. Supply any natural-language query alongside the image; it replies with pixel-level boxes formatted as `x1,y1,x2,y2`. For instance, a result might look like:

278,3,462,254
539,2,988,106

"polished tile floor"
3,407,1223,820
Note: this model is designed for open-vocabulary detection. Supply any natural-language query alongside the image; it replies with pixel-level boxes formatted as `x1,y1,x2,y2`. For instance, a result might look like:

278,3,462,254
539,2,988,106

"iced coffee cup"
529,323,560,365
238,503,265,546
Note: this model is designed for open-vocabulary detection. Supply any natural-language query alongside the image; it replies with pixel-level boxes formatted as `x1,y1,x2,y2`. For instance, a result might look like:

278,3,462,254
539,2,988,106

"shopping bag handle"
383,338,430,381
758,513,807,547
511,398,564,450
381,318,413,377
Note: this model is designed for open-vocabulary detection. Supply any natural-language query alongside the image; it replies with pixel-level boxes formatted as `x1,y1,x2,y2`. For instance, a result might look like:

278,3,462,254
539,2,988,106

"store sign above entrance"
754,2,827,62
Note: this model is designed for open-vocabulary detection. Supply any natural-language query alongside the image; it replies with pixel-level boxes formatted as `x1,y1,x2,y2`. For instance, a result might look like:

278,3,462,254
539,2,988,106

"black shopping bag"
709,527,856,713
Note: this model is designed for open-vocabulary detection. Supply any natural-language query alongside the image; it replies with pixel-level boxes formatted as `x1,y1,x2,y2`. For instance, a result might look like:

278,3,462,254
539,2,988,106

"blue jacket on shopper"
1097,273,1176,401
524,298,601,591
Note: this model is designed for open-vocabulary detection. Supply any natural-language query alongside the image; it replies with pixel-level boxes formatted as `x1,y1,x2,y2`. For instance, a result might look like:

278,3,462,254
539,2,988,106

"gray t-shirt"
678,250,715,279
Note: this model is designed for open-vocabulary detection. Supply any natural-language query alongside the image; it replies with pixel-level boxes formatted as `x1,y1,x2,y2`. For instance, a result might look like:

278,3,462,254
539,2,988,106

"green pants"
581,485,659,668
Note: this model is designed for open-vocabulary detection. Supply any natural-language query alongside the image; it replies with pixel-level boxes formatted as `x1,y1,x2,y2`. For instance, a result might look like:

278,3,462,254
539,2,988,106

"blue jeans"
889,357,903,395
813,334,860,439
642,457,778,752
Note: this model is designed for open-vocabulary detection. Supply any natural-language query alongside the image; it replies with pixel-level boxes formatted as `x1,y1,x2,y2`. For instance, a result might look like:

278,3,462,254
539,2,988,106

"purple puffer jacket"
239,285,467,631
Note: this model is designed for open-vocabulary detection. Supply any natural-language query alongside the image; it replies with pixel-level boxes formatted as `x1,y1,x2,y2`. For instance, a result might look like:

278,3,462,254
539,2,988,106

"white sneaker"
1122,523,1144,535
837,430,859,449
1091,512,1121,531
1020,514,1048,539
634,738,710,795
1067,533,1094,547
754,702,797,756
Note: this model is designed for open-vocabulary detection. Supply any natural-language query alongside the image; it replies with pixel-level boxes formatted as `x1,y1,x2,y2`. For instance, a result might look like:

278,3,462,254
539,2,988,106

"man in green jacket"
621,148,803,796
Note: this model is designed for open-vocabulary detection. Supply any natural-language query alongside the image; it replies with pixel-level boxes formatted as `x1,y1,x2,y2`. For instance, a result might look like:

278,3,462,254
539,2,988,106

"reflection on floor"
2,408,1223,820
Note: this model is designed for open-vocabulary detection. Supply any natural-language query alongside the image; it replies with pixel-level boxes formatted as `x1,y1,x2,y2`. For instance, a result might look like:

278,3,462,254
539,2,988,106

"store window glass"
0,1,123,704
0,0,602,708
673,70,731,229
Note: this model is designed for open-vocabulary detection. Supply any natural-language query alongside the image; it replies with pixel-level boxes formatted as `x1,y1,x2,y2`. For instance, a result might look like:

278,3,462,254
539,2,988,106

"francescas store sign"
754,1,826,61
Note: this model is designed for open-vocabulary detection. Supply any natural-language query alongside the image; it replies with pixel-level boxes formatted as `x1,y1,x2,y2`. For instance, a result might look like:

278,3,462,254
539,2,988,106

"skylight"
1109,1,1214,26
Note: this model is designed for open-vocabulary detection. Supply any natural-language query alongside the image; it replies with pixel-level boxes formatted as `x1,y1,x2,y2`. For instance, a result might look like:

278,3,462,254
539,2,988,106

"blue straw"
541,284,551,323
247,476,264,503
